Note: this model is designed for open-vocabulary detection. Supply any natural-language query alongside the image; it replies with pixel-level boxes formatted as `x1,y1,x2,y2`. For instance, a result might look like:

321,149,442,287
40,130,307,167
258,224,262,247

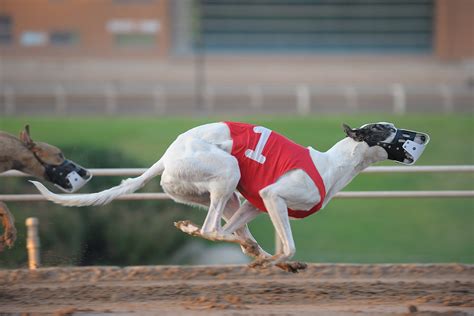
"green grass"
1,114,473,263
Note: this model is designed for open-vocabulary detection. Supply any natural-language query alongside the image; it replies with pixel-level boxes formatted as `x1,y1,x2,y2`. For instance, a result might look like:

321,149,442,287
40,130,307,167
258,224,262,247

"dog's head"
343,122,430,165
20,125,92,192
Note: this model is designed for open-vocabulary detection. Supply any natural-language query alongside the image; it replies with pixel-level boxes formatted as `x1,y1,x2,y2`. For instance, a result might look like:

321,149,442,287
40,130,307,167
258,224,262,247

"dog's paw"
0,230,16,251
276,261,307,273
248,256,276,269
5,228,17,248
240,239,261,258
248,259,268,269
0,224,17,251
174,220,201,236
249,259,307,273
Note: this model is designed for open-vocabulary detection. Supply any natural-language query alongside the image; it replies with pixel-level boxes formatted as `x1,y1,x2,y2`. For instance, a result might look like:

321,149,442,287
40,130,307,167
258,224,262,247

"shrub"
0,146,202,268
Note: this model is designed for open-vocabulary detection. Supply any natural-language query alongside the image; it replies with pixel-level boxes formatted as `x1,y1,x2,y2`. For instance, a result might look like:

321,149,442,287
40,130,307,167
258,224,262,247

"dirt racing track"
0,264,473,315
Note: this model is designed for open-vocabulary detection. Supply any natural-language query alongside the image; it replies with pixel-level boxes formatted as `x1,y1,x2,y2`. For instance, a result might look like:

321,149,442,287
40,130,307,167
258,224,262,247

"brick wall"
0,0,170,58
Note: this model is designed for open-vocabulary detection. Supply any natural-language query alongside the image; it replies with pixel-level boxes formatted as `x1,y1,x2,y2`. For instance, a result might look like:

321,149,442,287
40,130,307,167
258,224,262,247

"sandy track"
1,264,473,315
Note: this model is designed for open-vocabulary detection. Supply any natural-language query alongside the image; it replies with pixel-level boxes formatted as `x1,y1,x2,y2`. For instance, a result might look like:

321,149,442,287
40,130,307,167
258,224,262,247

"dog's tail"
30,158,165,207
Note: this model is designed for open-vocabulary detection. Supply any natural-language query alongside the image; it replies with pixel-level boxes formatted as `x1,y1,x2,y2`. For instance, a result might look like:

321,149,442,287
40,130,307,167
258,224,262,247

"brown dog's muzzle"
45,160,92,192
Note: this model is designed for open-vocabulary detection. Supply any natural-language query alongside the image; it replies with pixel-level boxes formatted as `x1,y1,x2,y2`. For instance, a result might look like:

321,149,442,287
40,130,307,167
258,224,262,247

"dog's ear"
343,123,357,138
20,124,35,149
343,123,365,142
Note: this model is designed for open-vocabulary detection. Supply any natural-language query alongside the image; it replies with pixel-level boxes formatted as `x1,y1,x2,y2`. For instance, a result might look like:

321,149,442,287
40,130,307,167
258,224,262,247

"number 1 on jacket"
244,126,271,164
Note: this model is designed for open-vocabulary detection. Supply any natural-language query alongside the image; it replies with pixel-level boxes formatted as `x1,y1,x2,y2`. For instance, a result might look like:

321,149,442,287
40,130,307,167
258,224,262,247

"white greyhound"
32,122,429,272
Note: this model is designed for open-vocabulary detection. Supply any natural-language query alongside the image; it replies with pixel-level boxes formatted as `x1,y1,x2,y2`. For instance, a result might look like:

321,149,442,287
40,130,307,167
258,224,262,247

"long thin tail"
31,159,165,207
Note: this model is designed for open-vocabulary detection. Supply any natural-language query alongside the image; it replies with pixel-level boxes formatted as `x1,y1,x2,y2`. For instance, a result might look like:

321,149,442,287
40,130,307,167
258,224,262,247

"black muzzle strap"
376,129,429,165
32,152,92,192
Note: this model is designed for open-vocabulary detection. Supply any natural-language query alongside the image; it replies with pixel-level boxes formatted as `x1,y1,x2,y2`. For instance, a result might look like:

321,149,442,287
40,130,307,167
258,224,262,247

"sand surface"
1,264,473,315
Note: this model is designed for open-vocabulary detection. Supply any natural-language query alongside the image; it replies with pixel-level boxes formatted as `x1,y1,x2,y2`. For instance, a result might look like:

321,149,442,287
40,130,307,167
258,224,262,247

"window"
20,31,47,46
0,15,12,45
113,0,156,4
115,33,156,47
107,19,159,48
50,31,79,46
198,0,434,53
107,19,160,34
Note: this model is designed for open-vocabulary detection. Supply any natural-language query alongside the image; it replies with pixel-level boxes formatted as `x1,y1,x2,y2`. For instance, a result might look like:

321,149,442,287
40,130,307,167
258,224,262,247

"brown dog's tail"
31,158,165,207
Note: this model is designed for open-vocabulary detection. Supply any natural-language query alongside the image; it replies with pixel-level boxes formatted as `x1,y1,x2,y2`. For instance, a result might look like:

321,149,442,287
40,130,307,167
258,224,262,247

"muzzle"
377,129,430,165
44,160,92,193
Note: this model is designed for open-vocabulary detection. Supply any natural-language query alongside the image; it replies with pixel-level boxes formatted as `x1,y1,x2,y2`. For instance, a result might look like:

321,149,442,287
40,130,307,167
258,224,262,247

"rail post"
54,84,67,115
439,84,454,113
344,85,358,112
26,217,41,270
105,83,117,115
391,83,406,114
205,85,215,112
4,86,15,115
296,84,311,115
153,85,166,114
249,86,263,110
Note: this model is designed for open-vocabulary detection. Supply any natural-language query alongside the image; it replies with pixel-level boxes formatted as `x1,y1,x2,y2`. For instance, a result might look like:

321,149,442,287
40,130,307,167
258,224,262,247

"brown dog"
0,126,91,250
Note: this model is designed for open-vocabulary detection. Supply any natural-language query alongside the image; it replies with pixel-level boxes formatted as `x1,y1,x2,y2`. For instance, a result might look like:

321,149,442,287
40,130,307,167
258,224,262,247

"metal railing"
2,83,471,115
1,165,473,202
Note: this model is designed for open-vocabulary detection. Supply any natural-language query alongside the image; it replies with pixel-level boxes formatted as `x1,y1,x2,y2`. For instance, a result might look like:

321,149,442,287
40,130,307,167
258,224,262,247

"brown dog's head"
20,125,92,192
20,125,65,166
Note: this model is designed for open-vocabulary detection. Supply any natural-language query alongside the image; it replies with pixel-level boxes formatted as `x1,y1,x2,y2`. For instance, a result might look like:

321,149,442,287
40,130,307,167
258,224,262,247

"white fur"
31,122,388,266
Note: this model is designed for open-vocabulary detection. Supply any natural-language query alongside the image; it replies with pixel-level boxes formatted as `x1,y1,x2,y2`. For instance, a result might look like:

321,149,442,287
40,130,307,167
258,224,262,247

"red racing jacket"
225,122,326,219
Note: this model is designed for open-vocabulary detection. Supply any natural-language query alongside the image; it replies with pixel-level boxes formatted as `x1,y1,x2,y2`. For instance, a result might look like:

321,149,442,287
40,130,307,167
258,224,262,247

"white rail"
0,191,473,202
1,165,473,201
2,165,473,177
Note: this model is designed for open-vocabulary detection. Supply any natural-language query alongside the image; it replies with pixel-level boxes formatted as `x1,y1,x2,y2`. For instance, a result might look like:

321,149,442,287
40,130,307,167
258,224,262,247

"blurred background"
0,0,473,115
0,0,472,268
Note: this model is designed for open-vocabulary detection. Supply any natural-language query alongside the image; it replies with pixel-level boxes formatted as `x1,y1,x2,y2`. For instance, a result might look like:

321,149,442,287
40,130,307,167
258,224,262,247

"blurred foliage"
0,146,202,268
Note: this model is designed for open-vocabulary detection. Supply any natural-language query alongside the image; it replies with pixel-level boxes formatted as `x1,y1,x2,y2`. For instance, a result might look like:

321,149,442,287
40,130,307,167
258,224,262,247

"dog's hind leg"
175,192,267,258
0,202,16,251
170,147,242,243
222,198,270,259
175,191,239,243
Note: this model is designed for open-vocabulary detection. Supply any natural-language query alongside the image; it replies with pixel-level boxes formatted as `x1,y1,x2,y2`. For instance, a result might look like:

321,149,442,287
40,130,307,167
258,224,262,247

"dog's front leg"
259,186,295,261
248,185,307,273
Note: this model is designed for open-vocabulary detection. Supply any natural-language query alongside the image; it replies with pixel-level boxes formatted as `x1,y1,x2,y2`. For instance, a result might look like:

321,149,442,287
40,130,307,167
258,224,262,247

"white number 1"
245,126,271,164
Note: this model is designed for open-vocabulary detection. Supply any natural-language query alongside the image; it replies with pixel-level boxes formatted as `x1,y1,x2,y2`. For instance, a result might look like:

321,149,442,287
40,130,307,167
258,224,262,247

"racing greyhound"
32,122,429,272
0,125,91,250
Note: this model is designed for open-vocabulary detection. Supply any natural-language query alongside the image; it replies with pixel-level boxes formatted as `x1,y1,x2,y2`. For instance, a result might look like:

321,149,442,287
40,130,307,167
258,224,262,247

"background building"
0,0,169,58
1,0,473,59
0,0,473,115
